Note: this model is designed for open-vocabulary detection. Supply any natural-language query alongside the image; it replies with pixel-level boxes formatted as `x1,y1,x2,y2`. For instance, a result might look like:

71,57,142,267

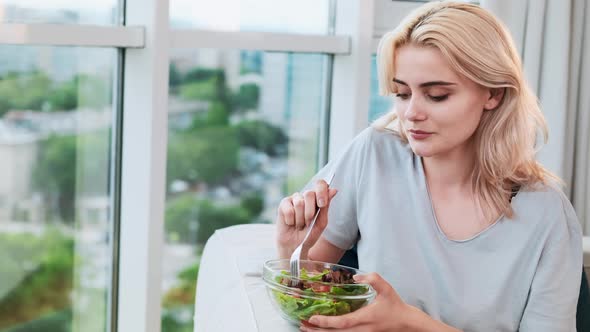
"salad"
270,267,371,323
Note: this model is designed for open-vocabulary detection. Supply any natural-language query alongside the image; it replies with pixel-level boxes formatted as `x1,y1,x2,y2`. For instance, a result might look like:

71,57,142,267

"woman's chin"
409,143,436,157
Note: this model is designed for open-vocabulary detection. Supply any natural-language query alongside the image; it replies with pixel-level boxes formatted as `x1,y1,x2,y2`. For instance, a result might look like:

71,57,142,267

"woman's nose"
404,97,427,121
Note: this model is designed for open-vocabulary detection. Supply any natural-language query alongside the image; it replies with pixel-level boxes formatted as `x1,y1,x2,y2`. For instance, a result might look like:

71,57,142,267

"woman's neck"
422,142,476,190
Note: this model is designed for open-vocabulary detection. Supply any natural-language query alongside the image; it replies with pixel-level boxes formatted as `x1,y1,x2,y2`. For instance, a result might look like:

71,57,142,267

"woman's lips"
408,129,433,140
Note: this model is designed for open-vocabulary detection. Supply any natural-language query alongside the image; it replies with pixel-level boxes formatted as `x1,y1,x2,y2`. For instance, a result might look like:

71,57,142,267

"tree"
195,200,252,246
164,195,261,245
179,79,218,101
0,230,74,329
0,72,110,115
162,263,199,307
240,193,264,217
167,127,240,186
189,102,229,130
179,69,228,102
169,63,183,88
161,262,200,332
165,195,200,243
33,135,77,223
183,68,223,83
49,79,78,110
32,131,110,223
231,83,260,111
234,120,288,156
73,74,111,109
0,71,52,115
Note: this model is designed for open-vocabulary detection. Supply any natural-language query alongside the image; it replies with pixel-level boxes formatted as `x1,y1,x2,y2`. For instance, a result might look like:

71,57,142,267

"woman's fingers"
353,273,393,296
317,188,338,226
292,192,306,230
315,179,329,208
278,196,295,226
278,178,338,230
303,190,317,226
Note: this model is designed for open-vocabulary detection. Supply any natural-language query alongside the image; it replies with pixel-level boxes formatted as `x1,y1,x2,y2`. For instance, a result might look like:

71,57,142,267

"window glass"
162,49,328,331
0,0,118,25
0,45,116,332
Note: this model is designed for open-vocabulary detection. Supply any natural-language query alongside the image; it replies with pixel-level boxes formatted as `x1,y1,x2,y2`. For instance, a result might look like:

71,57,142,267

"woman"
276,2,583,331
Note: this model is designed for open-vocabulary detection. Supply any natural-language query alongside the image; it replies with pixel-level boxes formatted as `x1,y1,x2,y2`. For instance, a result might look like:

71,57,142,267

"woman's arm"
518,196,583,331
406,306,462,332
306,236,346,263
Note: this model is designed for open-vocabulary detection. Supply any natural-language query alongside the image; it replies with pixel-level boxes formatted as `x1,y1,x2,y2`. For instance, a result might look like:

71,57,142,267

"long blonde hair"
373,1,560,219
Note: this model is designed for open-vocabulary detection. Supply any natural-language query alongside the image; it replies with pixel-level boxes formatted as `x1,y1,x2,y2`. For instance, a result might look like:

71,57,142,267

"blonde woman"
276,1,583,331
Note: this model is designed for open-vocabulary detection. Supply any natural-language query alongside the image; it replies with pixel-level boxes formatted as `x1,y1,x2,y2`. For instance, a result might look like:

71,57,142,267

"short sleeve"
519,191,583,331
300,128,373,250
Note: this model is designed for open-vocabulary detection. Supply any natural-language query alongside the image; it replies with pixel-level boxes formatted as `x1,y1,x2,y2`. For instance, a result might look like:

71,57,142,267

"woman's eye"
428,94,449,102
395,93,410,100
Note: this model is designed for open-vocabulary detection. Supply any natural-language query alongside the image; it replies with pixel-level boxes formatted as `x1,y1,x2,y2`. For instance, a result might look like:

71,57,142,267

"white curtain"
482,0,590,232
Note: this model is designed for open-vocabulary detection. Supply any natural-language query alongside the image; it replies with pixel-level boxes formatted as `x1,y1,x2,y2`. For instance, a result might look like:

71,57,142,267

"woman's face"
393,44,499,158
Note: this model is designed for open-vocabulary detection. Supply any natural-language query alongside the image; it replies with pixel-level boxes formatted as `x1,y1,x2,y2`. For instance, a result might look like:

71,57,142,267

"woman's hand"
299,273,413,332
276,179,338,259
300,273,462,332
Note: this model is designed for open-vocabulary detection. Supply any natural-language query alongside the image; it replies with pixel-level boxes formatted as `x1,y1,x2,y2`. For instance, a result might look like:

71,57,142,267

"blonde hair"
373,1,560,219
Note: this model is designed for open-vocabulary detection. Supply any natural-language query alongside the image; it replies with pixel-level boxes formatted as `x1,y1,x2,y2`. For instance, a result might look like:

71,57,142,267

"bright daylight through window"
0,1,119,331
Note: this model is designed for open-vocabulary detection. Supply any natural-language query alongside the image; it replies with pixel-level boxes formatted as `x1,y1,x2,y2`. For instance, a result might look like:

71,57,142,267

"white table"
193,223,299,332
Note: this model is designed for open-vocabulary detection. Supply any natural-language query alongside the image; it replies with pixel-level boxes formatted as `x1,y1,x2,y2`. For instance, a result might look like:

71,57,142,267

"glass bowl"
262,259,377,326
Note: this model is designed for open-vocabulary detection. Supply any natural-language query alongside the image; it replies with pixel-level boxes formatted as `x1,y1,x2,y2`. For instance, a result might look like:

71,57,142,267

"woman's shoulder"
519,182,570,208
516,182,582,236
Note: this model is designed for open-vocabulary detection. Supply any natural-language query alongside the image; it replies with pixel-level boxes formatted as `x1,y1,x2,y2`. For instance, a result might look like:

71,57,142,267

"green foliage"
240,193,264,217
2,309,72,332
234,120,288,156
0,72,52,114
167,127,239,186
183,68,223,83
169,63,183,88
196,200,252,245
162,263,199,308
32,135,77,222
32,131,109,223
179,69,228,104
231,83,260,110
189,102,229,130
49,80,78,110
165,194,257,245
165,195,200,243
161,262,200,332
161,306,194,332
75,130,111,196
177,263,200,283
0,72,110,115
69,74,111,110
0,230,74,329
180,80,218,101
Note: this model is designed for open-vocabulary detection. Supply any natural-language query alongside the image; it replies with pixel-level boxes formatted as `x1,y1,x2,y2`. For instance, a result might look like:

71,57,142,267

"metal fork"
289,172,336,280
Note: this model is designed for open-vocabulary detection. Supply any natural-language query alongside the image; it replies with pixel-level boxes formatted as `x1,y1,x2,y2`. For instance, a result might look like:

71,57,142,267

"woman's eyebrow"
393,78,457,87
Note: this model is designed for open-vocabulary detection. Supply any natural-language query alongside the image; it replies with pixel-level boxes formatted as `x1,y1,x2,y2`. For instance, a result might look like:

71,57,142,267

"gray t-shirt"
306,127,583,332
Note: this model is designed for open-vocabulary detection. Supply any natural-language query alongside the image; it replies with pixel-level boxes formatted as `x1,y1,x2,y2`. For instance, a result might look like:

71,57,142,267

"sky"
0,0,331,34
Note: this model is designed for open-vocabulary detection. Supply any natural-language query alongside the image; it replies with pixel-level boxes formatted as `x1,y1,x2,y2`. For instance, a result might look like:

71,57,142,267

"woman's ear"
483,88,505,111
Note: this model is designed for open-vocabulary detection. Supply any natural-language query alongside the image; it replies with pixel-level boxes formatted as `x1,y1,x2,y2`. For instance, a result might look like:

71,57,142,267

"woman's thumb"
328,188,338,202
317,189,337,225
353,273,393,296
